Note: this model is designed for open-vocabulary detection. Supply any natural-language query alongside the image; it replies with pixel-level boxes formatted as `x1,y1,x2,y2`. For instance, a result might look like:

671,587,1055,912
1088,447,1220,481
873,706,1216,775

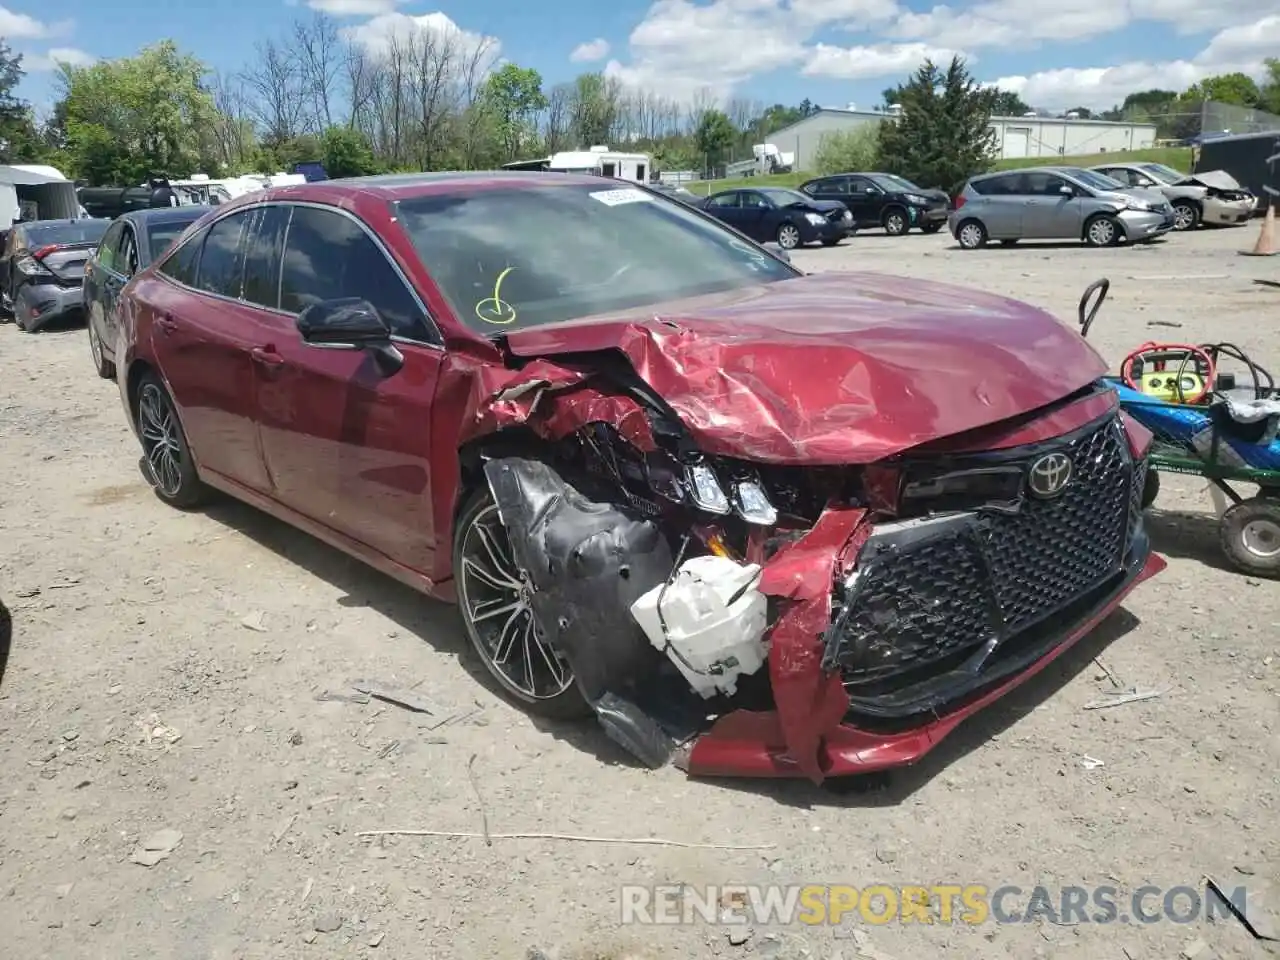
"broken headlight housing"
683,460,777,525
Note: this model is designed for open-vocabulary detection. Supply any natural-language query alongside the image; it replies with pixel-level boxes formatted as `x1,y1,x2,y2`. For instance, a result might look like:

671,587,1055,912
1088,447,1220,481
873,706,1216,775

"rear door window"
278,205,431,341
195,210,253,300
707,192,740,208
118,226,139,276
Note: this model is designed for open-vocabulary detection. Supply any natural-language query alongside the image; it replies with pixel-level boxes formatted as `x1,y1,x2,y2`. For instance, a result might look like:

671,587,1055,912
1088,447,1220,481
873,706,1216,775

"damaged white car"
1091,162,1257,230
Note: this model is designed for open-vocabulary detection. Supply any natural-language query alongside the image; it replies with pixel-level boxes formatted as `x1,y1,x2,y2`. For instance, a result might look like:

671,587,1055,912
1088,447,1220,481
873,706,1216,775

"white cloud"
341,10,501,69
307,0,403,14
0,6,72,41
803,41,966,79
22,46,95,71
889,0,1127,49
993,13,1280,110
570,38,610,62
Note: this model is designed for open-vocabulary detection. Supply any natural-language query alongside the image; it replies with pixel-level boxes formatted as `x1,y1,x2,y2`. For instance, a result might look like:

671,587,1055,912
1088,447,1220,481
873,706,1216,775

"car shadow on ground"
1145,507,1235,574
197,494,647,769
949,238,1173,252
9,314,89,335
697,608,1142,809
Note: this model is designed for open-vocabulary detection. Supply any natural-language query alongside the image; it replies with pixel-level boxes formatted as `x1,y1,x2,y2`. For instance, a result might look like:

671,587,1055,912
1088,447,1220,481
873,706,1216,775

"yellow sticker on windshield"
475,266,518,325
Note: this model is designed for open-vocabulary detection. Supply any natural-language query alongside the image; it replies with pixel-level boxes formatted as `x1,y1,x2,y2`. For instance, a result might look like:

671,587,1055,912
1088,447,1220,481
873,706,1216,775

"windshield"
872,174,919,192
148,216,204,261
395,183,797,333
1139,163,1184,184
1067,168,1127,192
758,188,809,206
25,220,110,247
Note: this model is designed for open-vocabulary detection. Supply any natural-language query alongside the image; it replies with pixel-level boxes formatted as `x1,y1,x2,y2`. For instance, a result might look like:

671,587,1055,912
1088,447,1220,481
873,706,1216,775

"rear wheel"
135,373,209,509
883,207,909,235
1084,214,1123,247
453,487,590,719
88,306,115,380
776,222,802,249
1220,497,1280,578
957,219,987,249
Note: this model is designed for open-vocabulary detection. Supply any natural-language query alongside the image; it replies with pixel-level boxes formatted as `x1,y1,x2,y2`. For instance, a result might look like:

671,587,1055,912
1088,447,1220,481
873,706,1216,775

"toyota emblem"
1027,452,1072,498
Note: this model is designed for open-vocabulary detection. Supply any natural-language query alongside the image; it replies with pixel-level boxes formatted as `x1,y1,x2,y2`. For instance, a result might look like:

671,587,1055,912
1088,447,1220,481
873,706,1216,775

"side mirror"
296,298,403,377
1059,185,1074,196
762,241,791,263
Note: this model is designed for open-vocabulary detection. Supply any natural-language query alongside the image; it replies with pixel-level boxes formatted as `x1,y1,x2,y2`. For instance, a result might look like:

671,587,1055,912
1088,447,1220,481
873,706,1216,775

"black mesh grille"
828,414,1136,710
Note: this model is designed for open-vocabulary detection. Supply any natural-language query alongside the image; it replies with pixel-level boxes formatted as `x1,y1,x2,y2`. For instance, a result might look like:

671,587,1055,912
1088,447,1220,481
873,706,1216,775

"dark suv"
798,172,950,235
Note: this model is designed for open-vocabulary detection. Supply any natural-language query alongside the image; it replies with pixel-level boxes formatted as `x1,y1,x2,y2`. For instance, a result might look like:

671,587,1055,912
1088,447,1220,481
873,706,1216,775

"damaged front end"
464,361,1163,783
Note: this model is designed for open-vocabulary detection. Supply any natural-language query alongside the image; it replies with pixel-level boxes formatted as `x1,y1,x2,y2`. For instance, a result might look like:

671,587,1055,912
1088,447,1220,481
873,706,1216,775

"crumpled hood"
503,272,1108,464
1177,169,1246,192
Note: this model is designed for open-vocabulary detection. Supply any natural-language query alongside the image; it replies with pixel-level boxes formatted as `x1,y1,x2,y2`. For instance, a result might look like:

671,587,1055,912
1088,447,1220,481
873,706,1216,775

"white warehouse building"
767,108,1159,173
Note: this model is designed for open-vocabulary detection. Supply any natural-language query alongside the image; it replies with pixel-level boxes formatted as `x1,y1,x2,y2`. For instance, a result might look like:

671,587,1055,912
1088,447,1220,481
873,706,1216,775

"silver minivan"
948,166,1177,249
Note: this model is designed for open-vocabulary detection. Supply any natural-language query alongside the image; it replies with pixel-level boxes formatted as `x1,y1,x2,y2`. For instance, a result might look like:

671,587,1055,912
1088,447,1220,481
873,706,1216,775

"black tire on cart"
1219,496,1280,578
1140,469,1160,510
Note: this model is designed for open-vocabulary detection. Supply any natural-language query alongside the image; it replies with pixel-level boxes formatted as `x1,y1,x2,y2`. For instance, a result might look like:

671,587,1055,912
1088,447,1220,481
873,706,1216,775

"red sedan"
111,173,1163,783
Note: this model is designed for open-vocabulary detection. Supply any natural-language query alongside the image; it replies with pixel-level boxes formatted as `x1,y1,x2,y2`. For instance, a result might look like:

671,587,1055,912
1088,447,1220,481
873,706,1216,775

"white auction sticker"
589,188,652,206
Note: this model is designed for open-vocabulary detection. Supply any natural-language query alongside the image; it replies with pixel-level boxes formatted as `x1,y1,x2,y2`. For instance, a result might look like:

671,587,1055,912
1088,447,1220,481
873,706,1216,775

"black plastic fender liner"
482,457,678,767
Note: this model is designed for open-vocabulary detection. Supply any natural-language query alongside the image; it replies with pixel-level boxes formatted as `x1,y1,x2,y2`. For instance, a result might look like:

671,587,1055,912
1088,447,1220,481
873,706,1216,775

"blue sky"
6,0,1278,116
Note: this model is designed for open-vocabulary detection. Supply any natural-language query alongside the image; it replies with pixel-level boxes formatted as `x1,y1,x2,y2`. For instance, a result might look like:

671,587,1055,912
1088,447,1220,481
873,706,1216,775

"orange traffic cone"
1243,199,1277,256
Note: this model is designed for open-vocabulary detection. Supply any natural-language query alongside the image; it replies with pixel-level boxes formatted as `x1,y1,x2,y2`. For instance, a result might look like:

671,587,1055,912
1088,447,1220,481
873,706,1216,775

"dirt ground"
1,223,1278,960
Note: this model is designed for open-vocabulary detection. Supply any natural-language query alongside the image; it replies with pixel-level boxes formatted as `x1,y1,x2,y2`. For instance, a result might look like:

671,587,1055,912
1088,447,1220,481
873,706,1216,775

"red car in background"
112,173,1163,783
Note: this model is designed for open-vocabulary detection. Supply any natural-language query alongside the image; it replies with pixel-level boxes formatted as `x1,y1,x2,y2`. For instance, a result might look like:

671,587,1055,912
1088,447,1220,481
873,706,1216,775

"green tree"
570,73,620,147
0,42,45,164
319,126,379,178
991,89,1031,116
875,56,996,193
814,126,877,175
58,41,219,183
1184,72,1261,107
1065,106,1093,118
1262,58,1280,114
694,108,736,168
482,63,548,162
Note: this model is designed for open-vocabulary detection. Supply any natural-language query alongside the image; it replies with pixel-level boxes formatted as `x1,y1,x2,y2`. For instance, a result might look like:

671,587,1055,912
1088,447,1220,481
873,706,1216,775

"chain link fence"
1201,100,1280,138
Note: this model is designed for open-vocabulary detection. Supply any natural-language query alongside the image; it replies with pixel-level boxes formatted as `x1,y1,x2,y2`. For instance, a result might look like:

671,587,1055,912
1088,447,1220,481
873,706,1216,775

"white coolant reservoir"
630,555,769,699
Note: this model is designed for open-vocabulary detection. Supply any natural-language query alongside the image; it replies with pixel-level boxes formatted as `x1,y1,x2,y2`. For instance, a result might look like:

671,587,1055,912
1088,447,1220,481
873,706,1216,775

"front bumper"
686,401,1164,781
807,213,854,241
16,281,85,330
1119,208,1175,239
914,203,949,225
1202,197,1254,226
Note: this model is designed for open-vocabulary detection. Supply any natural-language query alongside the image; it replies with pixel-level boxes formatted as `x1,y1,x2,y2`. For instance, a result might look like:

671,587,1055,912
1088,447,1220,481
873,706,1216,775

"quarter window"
157,228,204,286
97,222,125,273
242,205,291,310
278,206,428,340
196,210,253,299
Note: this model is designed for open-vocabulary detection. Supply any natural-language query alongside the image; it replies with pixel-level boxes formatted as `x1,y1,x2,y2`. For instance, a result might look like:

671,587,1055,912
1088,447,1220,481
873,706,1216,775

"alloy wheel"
137,383,184,498
777,224,801,249
959,223,984,249
457,504,574,702
885,212,906,235
1173,204,1196,231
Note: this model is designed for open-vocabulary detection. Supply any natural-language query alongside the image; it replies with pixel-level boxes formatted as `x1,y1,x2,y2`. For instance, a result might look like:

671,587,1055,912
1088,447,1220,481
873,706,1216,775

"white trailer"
547,146,651,183
0,164,81,226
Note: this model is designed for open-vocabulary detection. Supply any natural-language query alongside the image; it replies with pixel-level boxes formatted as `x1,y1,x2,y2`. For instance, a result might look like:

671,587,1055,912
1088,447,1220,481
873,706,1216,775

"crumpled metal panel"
501,272,1109,465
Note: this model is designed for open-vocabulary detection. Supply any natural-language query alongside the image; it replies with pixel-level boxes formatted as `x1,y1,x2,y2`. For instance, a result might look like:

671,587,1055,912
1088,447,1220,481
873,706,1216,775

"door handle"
156,313,177,334
251,346,284,366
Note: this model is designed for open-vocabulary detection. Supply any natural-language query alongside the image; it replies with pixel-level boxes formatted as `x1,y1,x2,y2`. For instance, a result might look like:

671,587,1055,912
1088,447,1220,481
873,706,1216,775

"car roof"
271,170,608,200
120,206,211,228
20,217,93,228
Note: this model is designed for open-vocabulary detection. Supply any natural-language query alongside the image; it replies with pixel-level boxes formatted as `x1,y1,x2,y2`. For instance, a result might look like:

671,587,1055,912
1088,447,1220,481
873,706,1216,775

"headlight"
16,256,52,275
805,212,827,226
686,462,730,514
906,194,930,205
732,479,778,526
1119,196,1151,212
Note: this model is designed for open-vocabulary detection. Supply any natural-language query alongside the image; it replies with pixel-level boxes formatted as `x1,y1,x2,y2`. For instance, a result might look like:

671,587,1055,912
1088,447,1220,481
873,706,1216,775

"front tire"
1172,201,1200,231
453,486,591,719
883,207,909,236
1085,214,1123,247
135,373,209,509
1220,497,1280,578
776,222,802,250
